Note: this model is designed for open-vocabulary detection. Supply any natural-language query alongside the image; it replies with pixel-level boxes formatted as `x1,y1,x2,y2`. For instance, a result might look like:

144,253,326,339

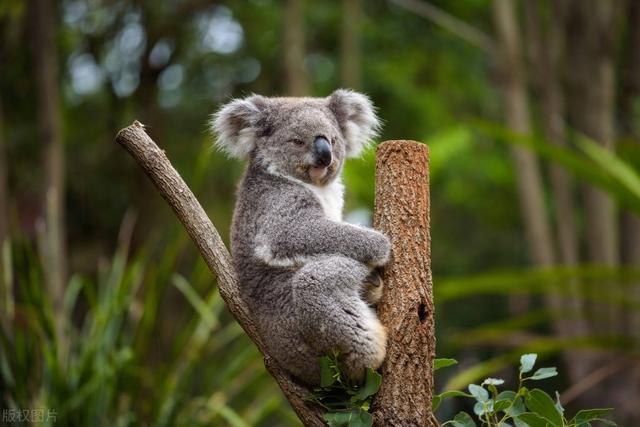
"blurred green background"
1,0,640,425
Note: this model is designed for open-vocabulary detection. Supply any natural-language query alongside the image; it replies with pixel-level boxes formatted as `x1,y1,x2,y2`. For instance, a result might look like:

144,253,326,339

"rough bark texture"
492,0,555,315
31,0,67,341
371,141,436,427
284,0,308,96
116,122,325,427
341,0,362,89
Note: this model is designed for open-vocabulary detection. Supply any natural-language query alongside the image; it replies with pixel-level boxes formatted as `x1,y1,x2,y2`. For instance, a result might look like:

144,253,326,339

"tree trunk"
564,0,620,335
620,0,640,340
31,0,66,340
341,0,361,89
0,98,7,248
284,0,308,96
492,0,555,314
0,96,12,337
372,141,436,427
524,0,591,382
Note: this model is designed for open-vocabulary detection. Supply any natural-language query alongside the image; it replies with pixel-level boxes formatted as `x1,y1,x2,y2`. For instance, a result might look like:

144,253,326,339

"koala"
211,89,392,385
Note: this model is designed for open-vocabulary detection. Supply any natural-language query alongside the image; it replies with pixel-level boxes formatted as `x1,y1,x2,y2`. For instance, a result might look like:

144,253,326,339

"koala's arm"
263,214,391,267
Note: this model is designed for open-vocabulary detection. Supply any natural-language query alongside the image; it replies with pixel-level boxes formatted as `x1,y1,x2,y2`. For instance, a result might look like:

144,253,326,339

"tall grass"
0,221,299,426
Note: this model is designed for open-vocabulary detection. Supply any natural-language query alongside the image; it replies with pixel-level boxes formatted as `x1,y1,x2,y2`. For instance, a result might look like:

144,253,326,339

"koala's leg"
292,255,387,384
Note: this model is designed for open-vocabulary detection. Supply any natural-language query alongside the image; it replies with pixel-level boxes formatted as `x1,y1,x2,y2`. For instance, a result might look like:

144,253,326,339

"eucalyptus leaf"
529,367,558,381
516,412,550,427
434,358,458,371
572,408,614,424
352,368,381,401
519,354,537,373
493,399,511,412
468,384,489,402
524,389,562,426
482,377,505,386
320,356,336,388
324,411,352,427
432,390,472,411
554,391,564,416
451,411,477,427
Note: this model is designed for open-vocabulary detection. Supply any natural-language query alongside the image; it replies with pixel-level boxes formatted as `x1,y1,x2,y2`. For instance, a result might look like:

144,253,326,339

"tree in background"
284,0,308,95
30,0,67,342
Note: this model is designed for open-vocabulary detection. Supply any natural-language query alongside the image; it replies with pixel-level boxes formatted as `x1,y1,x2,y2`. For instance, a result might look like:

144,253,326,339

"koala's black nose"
313,136,332,167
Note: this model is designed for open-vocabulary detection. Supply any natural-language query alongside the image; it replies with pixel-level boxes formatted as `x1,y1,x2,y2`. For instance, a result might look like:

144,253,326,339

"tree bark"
341,0,362,89
284,0,309,96
31,0,67,340
492,0,555,314
371,141,436,427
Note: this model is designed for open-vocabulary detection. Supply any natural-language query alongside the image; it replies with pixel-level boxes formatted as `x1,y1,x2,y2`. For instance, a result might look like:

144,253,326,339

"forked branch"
115,123,436,426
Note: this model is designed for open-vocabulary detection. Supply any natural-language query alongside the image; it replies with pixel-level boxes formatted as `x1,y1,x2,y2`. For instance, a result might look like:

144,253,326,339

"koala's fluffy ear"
210,95,268,159
327,89,381,157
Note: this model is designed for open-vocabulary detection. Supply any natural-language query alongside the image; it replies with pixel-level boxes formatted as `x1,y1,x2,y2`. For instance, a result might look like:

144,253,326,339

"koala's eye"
330,137,336,146
290,139,305,146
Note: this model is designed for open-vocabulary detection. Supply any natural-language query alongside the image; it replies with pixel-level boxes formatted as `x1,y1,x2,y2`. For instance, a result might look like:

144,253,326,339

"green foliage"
0,236,296,426
437,353,616,427
305,352,382,427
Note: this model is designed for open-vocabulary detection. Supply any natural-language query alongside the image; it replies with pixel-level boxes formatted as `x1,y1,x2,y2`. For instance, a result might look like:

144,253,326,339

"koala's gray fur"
211,89,391,385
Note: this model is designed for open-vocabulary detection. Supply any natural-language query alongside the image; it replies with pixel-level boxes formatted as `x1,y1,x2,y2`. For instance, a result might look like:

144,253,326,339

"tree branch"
115,121,325,426
389,0,496,54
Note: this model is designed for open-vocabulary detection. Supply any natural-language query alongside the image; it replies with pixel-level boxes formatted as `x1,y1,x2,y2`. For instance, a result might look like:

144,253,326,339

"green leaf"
468,384,489,402
352,368,381,401
497,390,517,400
516,412,550,427
324,411,352,427
324,408,373,427
493,399,511,412
349,408,373,427
529,367,558,381
520,354,537,373
432,390,473,411
524,389,562,426
572,408,614,424
320,356,336,388
575,133,640,201
451,411,477,427
554,391,564,416
474,400,493,416
432,395,442,412
482,377,505,386
434,358,458,371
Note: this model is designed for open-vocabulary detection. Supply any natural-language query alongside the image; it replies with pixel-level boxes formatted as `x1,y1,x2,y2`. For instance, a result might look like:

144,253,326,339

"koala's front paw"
367,231,392,267
363,267,384,305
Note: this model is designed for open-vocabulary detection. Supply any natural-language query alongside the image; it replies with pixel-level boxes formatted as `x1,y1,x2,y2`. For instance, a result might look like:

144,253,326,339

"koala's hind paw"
363,268,384,305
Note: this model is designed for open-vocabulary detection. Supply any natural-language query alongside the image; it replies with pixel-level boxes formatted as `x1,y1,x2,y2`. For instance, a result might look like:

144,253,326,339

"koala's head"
211,89,380,186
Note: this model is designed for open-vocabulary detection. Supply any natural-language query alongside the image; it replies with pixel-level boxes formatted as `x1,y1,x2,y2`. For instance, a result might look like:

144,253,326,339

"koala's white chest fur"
301,178,345,222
